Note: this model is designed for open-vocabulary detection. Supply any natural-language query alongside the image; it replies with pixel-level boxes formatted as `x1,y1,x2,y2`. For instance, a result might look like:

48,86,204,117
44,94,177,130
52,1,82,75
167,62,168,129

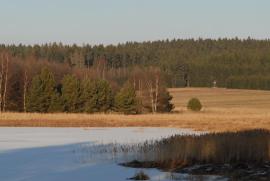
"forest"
1,38,270,112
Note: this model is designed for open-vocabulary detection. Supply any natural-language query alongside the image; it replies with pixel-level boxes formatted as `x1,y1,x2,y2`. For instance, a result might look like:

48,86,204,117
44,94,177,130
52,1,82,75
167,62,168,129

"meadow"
1,88,270,132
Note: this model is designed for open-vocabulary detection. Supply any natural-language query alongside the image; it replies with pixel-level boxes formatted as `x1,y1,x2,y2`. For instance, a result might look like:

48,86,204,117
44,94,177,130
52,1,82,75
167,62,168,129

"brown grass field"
1,88,270,132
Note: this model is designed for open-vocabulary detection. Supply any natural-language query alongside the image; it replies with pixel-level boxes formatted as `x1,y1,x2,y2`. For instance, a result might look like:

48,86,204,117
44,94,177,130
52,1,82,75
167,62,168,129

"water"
0,127,226,181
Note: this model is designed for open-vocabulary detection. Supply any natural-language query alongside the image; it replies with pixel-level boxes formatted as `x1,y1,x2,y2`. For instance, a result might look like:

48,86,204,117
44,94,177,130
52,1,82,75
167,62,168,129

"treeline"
1,38,270,89
0,53,173,113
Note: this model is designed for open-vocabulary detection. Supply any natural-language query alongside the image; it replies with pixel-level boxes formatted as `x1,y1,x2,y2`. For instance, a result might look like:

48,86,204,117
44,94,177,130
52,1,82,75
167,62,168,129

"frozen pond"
0,127,225,181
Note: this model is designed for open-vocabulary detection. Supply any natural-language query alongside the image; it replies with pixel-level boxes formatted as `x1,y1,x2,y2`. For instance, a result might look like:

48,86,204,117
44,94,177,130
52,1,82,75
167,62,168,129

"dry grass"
1,88,270,132
169,87,270,110
124,130,270,171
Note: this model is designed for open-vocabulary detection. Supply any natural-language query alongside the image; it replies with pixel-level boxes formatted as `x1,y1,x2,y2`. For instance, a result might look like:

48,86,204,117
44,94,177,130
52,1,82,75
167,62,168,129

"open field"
169,87,270,109
1,88,270,132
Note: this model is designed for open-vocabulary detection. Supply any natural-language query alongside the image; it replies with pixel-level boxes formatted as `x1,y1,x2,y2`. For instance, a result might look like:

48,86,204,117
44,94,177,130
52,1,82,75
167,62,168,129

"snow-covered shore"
0,127,201,181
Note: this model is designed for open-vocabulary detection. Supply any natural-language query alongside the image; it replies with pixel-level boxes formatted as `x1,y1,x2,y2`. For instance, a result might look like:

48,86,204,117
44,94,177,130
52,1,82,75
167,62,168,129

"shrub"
129,171,150,180
187,98,202,112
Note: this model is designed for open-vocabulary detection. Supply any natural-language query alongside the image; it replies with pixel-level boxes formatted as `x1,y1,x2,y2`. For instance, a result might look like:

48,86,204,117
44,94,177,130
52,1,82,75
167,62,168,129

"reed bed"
127,129,270,168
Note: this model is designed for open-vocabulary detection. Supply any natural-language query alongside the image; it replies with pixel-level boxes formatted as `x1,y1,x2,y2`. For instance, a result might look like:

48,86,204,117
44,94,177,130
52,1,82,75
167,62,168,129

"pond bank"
121,129,270,181
123,161,269,181
0,127,201,181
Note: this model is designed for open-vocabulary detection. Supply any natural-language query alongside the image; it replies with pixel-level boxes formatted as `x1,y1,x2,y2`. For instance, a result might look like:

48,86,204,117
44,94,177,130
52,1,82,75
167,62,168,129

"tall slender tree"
3,54,9,112
26,68,57,113
61,74,82,112
114,82,139,114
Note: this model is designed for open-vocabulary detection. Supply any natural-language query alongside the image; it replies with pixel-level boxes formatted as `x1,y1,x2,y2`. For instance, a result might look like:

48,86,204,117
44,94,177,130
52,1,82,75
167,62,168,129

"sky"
0,0,269,45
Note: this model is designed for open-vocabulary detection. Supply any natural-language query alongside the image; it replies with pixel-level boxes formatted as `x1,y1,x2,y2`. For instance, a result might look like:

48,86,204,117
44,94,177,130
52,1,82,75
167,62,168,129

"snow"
0,127,197,151
0,127,223,181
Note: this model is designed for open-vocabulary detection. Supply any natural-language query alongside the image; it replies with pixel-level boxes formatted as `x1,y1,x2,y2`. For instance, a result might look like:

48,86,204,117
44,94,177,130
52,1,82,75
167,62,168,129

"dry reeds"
134,129,270,167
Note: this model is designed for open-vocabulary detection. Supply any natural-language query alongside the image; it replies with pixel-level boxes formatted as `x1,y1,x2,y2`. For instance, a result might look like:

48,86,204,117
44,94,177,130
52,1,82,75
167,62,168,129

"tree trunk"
102,65,105,80
146,80,155,113
154,76,159,113
23,69,28,112
0,55,4,113
3,55,9,112
133,77,136,90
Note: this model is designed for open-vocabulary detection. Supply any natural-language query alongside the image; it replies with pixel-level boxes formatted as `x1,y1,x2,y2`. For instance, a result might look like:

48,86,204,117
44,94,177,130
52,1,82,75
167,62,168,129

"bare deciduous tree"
0,54,4,112
23,67,28,112
3,54,9,112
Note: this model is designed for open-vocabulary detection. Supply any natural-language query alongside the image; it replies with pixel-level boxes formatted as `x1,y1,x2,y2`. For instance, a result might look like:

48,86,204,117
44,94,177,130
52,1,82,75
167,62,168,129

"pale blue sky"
0,0,269,45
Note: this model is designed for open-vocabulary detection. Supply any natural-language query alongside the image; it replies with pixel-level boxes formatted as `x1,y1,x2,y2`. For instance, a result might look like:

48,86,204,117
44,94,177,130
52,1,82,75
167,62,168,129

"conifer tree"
61,74,82,112
114,83,139,114
26,68,57,113
82,79,113,113
48,90,63,113
157,90,174,112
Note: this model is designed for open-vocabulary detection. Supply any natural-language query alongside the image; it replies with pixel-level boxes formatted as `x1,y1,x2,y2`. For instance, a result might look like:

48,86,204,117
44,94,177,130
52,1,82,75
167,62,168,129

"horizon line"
1,36,270,47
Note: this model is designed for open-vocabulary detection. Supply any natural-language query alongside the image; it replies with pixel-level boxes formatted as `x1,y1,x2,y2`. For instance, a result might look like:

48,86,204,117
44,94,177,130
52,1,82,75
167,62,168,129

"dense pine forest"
1,38,270,112
2,38,270,88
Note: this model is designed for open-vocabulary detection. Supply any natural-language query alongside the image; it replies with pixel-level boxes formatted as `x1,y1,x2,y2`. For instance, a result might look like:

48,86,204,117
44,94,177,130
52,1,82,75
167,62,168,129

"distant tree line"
0,53,173,113
1,38,270,89
1,38,270,112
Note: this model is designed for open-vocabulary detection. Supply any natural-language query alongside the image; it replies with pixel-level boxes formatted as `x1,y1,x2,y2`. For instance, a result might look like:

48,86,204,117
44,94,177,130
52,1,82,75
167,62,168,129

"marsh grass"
128,171,150,180
123,129,270,169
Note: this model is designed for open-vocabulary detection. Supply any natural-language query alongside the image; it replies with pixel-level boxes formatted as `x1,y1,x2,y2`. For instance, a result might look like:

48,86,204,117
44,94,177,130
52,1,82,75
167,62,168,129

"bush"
129,171,150,180
187,98,202,111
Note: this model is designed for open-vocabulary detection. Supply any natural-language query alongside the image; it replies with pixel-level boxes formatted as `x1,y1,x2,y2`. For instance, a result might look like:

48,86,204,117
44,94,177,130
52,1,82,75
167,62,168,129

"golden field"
1,88,270,132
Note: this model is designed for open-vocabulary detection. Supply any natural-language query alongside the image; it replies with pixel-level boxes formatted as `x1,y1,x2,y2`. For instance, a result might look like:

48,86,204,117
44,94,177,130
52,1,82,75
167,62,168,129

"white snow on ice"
0,127,223,181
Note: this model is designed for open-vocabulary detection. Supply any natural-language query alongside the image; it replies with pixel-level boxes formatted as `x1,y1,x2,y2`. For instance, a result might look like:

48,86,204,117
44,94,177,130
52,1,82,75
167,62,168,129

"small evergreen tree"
81,78,97,113
26,68,58,113
157,90,174,113
96,80,113,112
114,83,139,114
61,74,82,112
82,79,113,113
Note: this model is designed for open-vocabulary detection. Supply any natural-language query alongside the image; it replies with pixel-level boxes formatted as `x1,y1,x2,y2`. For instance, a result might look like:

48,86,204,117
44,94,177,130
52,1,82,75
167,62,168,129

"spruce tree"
157,90,174,113
114,83,139,114
96,80,113,112
82,79,113,113
26,68,57,113
61,74,82,112
48,90,63,113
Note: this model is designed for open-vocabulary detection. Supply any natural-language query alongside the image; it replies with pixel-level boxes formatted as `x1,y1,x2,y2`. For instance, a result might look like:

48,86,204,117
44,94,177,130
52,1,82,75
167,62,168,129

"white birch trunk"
3,55,9,112
23,69,28,112
0,56,4,113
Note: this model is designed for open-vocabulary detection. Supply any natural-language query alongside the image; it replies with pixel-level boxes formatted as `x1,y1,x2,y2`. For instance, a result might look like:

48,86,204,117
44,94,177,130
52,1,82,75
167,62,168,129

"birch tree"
0,54,4,112
3,54,9,112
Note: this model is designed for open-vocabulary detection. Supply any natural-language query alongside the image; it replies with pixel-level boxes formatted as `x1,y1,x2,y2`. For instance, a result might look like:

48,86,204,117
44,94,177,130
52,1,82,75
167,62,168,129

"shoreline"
122,161,270,181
